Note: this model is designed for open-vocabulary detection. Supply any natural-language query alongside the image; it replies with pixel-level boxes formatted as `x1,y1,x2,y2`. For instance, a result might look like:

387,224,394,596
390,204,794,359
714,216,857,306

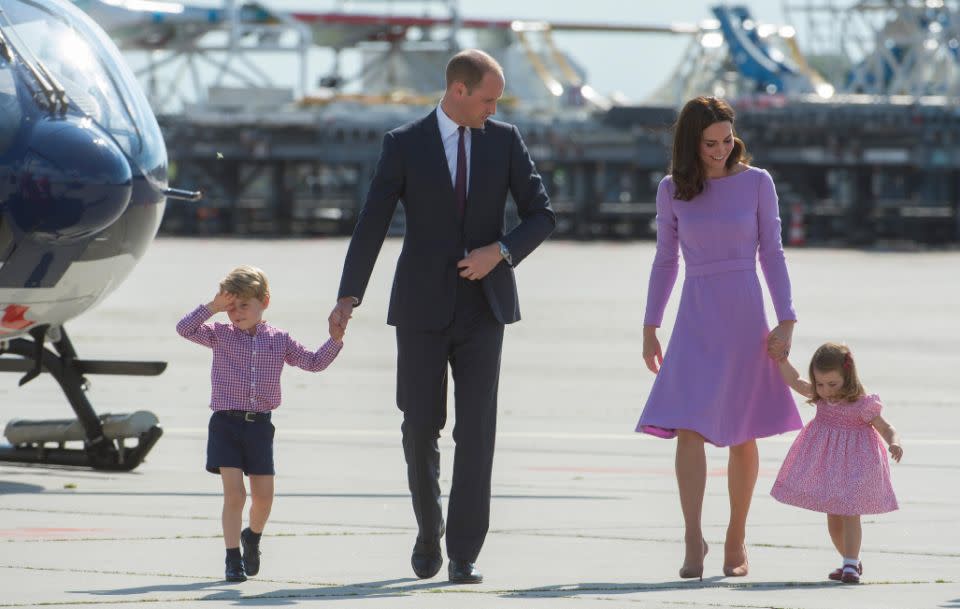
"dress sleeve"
756,170,797,322
860,394,883,423
643,177,679,327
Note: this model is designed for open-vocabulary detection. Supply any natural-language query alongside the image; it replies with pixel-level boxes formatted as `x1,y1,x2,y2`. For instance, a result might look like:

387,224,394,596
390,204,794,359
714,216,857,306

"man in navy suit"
329,49,555,583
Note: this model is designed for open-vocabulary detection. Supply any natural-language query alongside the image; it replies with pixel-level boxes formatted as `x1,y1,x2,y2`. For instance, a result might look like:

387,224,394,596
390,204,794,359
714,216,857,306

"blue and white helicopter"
0,0,198,470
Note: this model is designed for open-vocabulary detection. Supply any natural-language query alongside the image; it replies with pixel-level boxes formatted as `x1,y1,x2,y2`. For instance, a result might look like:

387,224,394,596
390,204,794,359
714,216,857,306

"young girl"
770,342,902,584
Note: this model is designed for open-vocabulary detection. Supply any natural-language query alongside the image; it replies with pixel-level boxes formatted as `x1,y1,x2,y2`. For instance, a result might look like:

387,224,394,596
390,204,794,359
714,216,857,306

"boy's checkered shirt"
177,305,342,412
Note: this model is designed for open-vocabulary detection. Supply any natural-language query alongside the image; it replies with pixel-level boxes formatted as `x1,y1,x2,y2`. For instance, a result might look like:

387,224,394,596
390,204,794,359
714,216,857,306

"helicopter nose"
10,116,132,243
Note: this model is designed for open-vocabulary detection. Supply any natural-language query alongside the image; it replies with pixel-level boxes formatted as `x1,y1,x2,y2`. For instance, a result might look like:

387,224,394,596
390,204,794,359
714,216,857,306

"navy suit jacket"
338,110,556,330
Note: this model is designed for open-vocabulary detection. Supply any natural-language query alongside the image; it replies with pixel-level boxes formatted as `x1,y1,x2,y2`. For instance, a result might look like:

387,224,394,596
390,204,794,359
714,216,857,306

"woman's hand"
766,321,795,360
643,326,663,374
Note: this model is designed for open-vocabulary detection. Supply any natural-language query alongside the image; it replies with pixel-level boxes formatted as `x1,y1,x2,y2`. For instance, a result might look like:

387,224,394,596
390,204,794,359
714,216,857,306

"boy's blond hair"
220,265,269,302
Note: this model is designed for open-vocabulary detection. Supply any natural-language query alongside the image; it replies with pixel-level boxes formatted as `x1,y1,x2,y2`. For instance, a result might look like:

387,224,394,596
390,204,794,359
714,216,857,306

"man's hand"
328,297,355,341
457,243,502,281
207,291,235,314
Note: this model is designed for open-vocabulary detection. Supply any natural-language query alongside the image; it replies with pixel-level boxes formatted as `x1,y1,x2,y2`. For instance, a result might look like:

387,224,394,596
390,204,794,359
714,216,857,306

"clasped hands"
327,243,503,340
765,321,795,361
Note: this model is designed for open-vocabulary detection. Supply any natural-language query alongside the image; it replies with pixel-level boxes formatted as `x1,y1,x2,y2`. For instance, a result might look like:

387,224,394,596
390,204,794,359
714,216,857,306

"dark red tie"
455,126,467,217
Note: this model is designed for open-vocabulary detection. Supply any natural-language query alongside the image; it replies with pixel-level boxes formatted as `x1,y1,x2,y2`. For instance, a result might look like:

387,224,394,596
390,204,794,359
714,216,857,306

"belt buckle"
244,411,256,422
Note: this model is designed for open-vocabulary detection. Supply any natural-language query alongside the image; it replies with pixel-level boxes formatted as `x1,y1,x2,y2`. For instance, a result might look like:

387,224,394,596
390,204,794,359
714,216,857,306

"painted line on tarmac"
164,428,960,445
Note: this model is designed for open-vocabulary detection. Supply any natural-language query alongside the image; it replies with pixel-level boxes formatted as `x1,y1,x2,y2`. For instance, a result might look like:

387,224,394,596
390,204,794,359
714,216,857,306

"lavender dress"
636,167,802,447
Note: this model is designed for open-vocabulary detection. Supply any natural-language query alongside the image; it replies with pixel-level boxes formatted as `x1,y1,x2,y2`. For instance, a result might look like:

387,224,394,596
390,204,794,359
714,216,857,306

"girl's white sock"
842,557,859,571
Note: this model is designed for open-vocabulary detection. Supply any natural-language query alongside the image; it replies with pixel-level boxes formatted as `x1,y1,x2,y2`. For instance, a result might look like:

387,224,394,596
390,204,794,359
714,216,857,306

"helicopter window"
0,2,135,148
59,0,167,178
0,63,19,156
0,0,166,178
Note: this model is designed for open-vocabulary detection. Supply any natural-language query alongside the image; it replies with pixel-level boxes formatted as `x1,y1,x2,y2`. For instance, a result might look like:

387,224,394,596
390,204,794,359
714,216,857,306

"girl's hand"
208,291,235,313
643,327,663,374
889,443,903,462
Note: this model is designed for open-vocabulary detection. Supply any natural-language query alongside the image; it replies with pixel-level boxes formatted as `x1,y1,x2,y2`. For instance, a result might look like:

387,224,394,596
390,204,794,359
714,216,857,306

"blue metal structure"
712,4,814,95
785,0,960,98
0,0,198,470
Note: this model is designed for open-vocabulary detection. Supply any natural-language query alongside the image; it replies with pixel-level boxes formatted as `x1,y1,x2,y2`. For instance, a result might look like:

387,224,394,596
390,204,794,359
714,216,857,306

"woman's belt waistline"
685,258,755,278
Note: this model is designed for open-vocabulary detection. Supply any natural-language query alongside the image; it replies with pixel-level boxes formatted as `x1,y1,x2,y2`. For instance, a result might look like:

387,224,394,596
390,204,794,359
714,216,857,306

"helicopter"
0,0,199,470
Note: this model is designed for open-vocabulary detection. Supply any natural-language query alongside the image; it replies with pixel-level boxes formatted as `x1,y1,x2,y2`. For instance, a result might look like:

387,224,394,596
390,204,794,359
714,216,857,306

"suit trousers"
396,276,504,563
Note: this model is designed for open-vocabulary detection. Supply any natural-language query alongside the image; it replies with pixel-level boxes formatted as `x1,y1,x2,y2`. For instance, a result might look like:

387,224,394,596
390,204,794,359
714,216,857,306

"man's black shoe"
411,537,442,579
225,556,246,582
448,560,483,584
410,519,445,579
240,527,261,576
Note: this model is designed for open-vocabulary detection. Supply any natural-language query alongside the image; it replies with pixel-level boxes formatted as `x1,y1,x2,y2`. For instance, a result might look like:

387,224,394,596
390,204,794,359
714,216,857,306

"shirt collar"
436,102,466,140
238,320,268,336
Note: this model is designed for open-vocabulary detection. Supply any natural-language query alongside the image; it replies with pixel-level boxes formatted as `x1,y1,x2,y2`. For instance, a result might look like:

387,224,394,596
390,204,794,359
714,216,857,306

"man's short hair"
445,49,503,93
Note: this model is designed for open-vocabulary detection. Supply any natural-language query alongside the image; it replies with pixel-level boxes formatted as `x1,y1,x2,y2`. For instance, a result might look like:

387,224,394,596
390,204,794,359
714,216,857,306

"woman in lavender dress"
638,97,801,579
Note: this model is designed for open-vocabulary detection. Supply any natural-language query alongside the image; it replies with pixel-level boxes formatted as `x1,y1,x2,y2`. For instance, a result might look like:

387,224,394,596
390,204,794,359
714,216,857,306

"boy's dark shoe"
225,556,246,582
240,528,261,576
448,559,483,584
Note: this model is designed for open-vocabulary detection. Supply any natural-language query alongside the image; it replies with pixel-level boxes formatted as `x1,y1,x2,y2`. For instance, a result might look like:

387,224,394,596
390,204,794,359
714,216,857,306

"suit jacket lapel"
422,111,461,227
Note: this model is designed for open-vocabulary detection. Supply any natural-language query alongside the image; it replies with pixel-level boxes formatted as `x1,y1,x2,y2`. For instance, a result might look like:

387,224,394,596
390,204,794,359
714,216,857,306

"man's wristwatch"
497,241,513,266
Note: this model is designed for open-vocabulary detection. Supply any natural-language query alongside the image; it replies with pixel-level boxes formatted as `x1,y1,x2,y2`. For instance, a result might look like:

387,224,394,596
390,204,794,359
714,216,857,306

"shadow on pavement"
0,481,45,494
500,577,843,597
76,577,458,603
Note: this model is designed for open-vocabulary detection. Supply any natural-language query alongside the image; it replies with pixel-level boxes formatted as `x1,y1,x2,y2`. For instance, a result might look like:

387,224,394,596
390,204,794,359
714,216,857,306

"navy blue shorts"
206,410,275,476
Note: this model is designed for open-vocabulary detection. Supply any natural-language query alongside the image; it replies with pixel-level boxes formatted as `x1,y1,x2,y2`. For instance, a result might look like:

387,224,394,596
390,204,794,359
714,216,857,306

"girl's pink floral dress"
771,394,898,515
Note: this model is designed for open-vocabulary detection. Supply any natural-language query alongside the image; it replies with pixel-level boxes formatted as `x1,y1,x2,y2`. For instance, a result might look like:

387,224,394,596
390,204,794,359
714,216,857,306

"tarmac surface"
1,237,958,608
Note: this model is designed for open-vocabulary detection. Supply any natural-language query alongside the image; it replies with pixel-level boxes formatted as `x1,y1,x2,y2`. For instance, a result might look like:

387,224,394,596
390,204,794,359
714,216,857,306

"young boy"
176,265,343,582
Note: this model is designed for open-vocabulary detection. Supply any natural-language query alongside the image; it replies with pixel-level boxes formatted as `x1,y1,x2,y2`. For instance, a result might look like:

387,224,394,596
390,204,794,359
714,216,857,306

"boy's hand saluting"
208,291,236,314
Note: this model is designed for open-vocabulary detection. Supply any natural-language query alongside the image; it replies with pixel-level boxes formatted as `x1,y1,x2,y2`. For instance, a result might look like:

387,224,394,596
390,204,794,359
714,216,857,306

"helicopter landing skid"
0,326,165,471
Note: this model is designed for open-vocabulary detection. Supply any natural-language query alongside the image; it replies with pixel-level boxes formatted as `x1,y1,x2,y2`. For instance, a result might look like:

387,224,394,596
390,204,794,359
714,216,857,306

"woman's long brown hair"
670,96,751,201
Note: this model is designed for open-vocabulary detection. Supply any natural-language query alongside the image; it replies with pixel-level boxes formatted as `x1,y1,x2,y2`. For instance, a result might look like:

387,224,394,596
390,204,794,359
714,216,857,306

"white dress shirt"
436,103,470,196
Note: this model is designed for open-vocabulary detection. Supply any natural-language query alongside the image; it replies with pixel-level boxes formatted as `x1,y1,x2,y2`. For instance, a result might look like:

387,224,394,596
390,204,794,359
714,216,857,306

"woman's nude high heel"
679,538,709,581
722,543,749,577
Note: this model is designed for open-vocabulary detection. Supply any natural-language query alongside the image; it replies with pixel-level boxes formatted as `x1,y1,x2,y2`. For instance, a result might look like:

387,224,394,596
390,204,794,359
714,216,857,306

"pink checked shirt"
176,305,343,412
